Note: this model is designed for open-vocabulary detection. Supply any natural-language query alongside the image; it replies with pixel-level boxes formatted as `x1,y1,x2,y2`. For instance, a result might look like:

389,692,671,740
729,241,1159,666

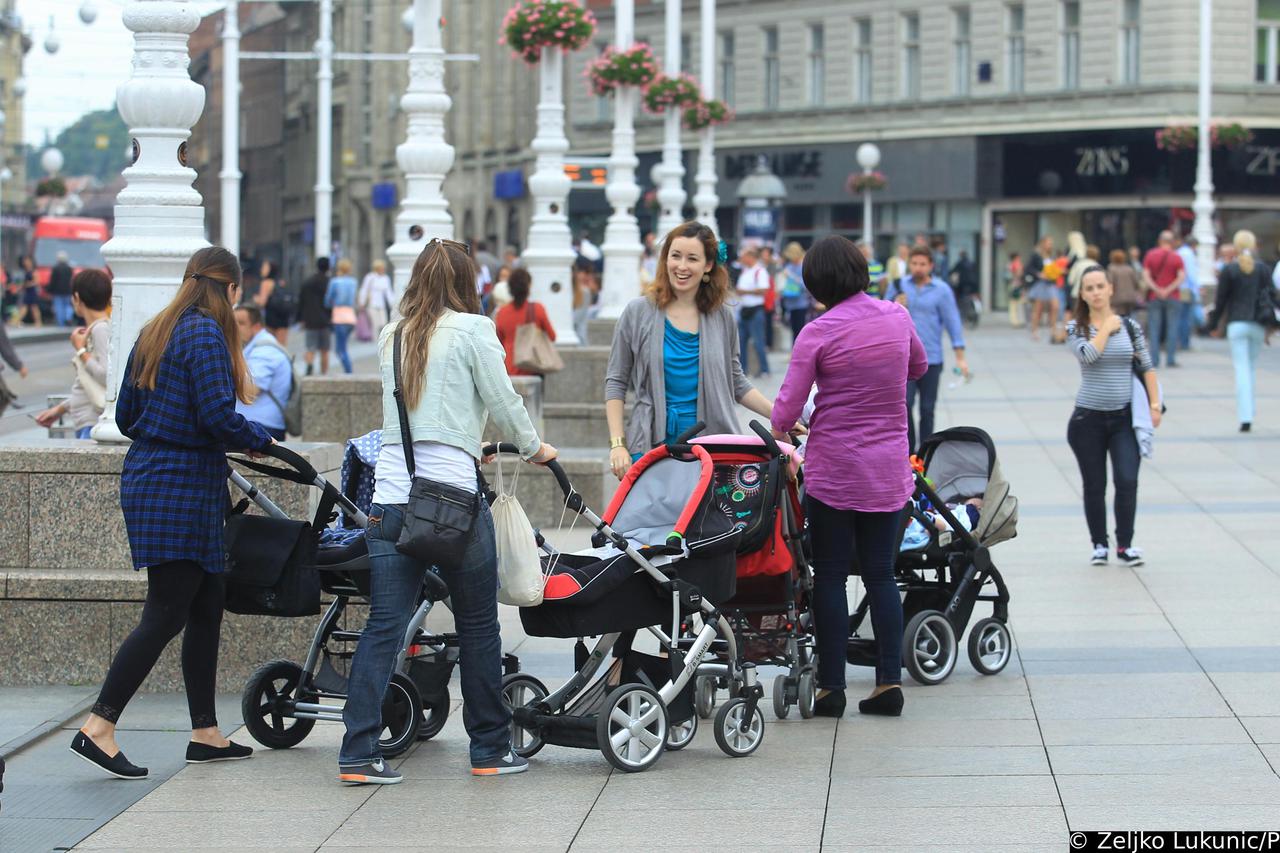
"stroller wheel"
713,698,765,758
502,673,549,759
694,675,717,720
797,669,817,719
903,610,958,685
967,618,1013,675
666,714,698,751
418,687,450,741
378,674,422,758
771,676,791,720
242,660,317,749
597,684,668,773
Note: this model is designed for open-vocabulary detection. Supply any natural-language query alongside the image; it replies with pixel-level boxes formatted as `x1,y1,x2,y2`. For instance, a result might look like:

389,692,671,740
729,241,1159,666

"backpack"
265,280,297,318
252,338,303,436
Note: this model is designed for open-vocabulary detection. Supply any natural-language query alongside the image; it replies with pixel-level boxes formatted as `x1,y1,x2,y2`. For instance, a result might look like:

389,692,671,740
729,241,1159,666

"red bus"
31,217,110,287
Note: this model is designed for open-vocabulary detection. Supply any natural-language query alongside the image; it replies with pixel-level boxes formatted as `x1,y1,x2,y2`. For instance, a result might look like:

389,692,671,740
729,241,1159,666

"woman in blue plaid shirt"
71,247,275,780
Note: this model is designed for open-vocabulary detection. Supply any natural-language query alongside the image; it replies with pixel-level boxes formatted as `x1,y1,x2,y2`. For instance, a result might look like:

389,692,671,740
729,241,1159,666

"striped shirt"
1067,318,1153,411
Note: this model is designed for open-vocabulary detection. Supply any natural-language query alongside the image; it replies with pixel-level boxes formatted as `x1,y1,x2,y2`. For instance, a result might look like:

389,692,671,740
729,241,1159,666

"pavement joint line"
1011,628,1073,834
817,698,839,851
0,690,96,760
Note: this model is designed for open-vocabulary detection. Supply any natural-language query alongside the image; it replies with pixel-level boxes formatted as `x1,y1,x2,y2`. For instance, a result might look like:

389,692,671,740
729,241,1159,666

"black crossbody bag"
391,327,480,570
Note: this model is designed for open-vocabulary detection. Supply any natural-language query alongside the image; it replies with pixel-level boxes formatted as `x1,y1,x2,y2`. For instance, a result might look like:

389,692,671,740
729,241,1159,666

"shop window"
784,206,815,231
1007,4,1025,93
855,18,873,103
831,204,862,231
1258,0,1280,83
1062,1,1081,90
954,7,972,97
1120,0,1141,84
902,13,921,99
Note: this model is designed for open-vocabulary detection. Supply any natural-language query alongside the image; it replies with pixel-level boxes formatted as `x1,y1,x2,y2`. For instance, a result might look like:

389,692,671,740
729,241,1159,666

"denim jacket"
378,311,541,460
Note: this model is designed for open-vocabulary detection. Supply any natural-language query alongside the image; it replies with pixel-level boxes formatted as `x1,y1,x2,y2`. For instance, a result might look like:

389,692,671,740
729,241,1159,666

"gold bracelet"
609,436,625,450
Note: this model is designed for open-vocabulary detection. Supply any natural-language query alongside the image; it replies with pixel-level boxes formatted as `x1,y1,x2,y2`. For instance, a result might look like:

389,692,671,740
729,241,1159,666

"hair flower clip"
717,239,728,265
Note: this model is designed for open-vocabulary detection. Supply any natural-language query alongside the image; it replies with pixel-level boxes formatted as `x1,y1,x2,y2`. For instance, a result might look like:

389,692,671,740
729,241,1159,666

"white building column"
93,0,208,443
219,0,240,256
598,0,642,319
522,46,579,344
654,0,686,239
314,0,334,260
691,0,718,234
386,0,454,296
1192,0,1218,289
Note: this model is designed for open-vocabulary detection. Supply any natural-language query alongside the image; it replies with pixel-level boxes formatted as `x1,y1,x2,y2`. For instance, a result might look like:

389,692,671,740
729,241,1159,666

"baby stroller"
847,426,1018,685
226,442,518,758
497,435,766,773
685,425,817,722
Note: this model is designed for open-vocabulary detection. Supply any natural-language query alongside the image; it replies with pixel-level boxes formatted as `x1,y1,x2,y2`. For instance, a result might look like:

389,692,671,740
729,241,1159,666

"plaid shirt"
117,309,272,573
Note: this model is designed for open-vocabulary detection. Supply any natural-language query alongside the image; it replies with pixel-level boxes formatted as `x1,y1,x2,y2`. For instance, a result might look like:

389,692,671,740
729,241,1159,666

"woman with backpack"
1212,230,1276,433
255,260,294,345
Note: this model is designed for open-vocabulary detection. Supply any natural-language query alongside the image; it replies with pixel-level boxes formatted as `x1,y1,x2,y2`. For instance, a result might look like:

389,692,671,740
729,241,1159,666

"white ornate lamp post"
314,0,334,260
93,0,209,443
654,0,686,238
692,0,718,234
598,2,644,319
1192,0,1217,289
220,1,241,257
856,142,881,248
386,0,455,295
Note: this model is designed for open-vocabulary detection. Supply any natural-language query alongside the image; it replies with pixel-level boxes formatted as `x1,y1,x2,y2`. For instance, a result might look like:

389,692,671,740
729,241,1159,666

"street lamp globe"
44,17,60,54
856,142,881,172
79,1,99,25
401,6,414,33
0,168,12,183
41,147,65,176
12,79,25,98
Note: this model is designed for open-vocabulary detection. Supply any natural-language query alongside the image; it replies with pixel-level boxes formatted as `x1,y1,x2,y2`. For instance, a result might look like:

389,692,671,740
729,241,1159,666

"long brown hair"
130,246,254,402
647,221,728,314
386,239,480,409
1071,264,1110,334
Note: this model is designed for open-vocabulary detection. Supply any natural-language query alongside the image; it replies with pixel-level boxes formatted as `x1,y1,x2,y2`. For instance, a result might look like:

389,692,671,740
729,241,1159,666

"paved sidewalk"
6,321,1279,852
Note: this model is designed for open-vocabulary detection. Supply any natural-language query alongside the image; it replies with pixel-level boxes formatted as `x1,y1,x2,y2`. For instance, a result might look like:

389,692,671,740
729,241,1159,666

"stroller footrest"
513,707,598,750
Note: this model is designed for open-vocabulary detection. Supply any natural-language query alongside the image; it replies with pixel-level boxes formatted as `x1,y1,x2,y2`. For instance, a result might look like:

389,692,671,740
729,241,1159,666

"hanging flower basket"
682,97,734,132
584,43,659,97
642,73,702,114
1155,122,1253,153
845,171,887,194
501,0,596,65
35,177,67,198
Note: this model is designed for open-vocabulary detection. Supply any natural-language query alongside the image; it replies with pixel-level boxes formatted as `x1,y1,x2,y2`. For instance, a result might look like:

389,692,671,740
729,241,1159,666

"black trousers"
1066,406,1141,549
93,560,226,729
906,363,944,452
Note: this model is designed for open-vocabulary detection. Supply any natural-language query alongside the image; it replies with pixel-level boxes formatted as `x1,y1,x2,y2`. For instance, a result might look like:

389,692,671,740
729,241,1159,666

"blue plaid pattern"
117,309,273,573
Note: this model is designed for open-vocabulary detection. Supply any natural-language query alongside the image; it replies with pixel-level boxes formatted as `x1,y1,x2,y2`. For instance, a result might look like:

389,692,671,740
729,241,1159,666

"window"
594,40,610,121
763,26,780,109
902,13,921,99
855,18,873,103
1007,4,1026,93
1121,0,1141,84
1259,0,1280,83
720,30,735,105
1062,1,1081,89
808,24,825,105
954,7,971,96
681,33,692,75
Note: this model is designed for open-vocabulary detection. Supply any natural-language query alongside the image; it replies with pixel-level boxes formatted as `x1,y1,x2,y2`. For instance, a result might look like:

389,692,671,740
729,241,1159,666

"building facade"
0,0,30,269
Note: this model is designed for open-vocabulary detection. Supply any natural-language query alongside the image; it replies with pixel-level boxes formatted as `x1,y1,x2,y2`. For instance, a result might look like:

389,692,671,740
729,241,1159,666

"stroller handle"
748,419,783,458
672,421,706,445
482,443,574,501
262,443,319,483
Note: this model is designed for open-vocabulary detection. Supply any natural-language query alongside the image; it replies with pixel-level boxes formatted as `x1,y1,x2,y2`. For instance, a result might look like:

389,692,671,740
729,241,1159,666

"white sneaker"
1116,547,1144,567
1090,545,1108,566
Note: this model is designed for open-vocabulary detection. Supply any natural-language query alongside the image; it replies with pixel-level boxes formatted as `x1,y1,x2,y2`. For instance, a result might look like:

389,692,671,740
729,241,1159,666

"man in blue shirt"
234,304,294,440
886,246,969,450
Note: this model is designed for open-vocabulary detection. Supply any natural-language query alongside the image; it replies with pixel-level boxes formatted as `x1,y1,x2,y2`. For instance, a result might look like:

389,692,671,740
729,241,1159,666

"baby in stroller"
900,496,984,551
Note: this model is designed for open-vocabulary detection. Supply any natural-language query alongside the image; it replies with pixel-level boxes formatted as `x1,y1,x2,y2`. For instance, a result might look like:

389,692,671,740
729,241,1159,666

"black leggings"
92,561,226,729
1066,405,1141,549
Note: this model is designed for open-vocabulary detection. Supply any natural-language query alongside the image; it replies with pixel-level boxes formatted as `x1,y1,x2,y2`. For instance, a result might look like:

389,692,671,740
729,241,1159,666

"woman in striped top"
1066,265,1162,568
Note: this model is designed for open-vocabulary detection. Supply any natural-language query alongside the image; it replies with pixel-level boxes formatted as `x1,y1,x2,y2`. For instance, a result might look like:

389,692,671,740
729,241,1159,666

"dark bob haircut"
508,267,532,308
801,235,868,308
71,268,112,311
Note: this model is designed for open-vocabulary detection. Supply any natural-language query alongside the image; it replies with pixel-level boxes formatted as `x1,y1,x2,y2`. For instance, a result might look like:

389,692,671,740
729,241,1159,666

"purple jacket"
772,293,927,512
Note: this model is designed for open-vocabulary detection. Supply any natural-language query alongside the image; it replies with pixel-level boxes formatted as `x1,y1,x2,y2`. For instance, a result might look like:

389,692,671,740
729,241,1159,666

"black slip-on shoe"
186,740,254,764
858,686,905,717
70,731,148,780
812,689,847,718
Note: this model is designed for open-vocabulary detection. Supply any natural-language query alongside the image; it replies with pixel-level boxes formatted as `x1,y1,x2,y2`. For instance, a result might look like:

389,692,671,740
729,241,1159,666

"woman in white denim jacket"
338,238,557,786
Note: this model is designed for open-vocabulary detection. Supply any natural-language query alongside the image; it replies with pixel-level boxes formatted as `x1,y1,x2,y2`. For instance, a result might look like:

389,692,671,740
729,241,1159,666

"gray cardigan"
605,296,755,455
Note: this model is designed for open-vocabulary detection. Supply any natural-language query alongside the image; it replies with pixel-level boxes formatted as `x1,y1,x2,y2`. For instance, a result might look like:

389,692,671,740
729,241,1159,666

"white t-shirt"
372,439,477,505
736,264,768,308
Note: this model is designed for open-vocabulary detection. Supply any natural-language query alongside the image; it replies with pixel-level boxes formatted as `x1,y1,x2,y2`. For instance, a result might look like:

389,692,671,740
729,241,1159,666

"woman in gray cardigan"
605,221,777,479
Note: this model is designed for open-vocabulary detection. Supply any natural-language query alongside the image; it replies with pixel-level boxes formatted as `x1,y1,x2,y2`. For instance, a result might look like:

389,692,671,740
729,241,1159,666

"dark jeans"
340,501,509,767
52,295,75,327
807,496,904,689
333,323,354,373
93,560,225,729
906,362,944,452
738,306,770,376
1066,406,1141,549
1146,298,1179,367
787,307,809,344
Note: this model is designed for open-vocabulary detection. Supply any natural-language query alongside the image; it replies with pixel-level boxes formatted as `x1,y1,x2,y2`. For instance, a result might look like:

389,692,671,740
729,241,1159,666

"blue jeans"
53,295,75,327
1227,321,1265,425
738,306,770,376
1145,298,1179,367
906,363,944,453
333,323,354,373
76,426,94,439
1176,297,1195,350
807,496,904,688
339,501,510,767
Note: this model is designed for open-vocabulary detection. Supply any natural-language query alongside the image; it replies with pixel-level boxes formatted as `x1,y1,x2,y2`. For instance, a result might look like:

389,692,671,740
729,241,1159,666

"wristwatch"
75,347,89,360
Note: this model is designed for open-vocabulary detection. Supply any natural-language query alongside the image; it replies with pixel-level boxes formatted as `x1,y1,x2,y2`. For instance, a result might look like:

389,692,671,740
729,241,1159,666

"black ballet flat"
186,740,254,764
858,686,904,717
70,730,148,780
813,689,847,718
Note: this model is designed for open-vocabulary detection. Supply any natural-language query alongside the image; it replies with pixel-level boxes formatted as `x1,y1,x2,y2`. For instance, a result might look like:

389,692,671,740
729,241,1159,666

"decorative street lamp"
219,1,241,256
1192,0,1218,290
856,142,881,249
736,155,785,250
43,17,60,55
691,0,718,235
654,0,686,238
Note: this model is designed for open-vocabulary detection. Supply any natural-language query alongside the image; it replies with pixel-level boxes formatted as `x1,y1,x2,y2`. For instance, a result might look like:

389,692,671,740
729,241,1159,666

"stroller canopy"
919,427,1018,547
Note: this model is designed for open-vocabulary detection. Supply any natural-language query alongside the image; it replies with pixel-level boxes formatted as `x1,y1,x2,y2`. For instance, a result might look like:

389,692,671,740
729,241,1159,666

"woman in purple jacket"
772,236,927,718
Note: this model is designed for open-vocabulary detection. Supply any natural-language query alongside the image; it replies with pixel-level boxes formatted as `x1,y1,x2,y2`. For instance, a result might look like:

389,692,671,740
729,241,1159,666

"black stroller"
846,427,1018,685
226,443,517,758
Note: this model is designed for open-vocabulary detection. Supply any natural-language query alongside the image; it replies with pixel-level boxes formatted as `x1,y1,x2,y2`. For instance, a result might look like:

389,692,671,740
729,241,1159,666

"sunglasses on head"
426,237,472,256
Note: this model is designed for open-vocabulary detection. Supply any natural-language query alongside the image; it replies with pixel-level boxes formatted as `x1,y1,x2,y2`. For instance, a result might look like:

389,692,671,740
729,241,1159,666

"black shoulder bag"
391,327,480,570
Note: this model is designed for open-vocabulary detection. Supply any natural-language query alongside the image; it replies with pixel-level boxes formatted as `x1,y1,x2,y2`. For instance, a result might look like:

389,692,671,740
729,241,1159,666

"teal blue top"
663,318,700,445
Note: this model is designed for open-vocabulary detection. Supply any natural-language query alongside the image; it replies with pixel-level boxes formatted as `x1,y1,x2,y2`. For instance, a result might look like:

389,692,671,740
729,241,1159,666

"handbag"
514,303,564,374
490,460,544,607
391,327,481,571
355,309,373,342
224,513,320,617
72,319,107,411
